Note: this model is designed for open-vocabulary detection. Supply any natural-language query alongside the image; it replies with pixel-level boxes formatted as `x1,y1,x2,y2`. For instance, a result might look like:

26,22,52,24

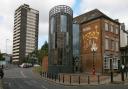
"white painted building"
120,23,128,47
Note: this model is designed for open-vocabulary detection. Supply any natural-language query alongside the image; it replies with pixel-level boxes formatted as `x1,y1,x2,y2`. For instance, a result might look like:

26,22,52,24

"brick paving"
42,73,128,85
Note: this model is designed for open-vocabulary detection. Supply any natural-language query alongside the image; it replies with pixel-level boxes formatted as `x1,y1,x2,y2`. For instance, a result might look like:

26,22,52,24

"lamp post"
121,64,125,81
91,40,97,75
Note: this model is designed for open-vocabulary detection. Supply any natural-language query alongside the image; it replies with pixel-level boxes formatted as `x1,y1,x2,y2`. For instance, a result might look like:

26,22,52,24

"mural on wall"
82,25,99,51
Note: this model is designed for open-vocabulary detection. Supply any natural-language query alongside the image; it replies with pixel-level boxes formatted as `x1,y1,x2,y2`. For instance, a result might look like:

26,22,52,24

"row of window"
50,15,67,34
105,23,119,34
105,38,119,51
104,57,118,69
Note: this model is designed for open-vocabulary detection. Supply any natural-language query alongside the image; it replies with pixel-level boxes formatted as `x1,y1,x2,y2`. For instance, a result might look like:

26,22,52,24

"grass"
33,66,43,74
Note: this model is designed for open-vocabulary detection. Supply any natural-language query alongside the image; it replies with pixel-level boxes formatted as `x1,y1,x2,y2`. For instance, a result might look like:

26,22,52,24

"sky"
0,0,128,54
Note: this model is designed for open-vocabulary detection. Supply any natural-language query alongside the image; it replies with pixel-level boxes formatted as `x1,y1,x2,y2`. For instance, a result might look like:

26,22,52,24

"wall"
80,19,102,73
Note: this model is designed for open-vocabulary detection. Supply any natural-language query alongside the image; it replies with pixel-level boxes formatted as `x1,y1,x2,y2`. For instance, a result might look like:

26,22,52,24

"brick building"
42,56,48,72
74,9,120,74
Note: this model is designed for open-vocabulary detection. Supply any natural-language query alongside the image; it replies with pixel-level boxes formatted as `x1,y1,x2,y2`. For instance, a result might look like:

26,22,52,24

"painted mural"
82,25,99,50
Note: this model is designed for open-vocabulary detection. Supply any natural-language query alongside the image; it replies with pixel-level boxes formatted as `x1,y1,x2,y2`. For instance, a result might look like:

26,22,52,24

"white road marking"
20,71,27,78
41,85,48,89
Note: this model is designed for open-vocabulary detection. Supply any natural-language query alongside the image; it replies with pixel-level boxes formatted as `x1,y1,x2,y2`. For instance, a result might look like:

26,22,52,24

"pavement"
41,73,128,86
1,64,128,89
0,79,3,89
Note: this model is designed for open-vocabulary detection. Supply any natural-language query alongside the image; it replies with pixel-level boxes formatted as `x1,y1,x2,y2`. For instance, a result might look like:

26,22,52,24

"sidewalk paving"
0,79,3,89
41,73,128,86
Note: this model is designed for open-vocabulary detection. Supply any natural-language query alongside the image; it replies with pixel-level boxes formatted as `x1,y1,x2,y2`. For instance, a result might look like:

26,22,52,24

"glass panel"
73,24,80,56
52,33,55,48
66,32,69,46
50,17,55,34
61,15,67,32
104,57,110,69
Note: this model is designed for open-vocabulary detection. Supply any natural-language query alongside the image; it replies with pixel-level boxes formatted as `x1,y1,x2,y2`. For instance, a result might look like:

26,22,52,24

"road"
2,64,128,89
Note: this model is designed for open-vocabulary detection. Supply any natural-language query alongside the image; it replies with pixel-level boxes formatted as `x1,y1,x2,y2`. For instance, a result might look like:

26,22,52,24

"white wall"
120,29,127,47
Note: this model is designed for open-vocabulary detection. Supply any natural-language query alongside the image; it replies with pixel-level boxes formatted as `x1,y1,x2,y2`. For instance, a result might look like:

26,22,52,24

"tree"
27,41,48,65
38,41,48,65
0,52,5,61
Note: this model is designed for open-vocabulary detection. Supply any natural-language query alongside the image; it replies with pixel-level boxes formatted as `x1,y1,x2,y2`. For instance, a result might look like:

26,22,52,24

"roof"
73,9,120,25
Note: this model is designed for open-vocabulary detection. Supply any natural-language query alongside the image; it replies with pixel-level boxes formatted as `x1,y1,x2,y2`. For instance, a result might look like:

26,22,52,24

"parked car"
20,63,32,68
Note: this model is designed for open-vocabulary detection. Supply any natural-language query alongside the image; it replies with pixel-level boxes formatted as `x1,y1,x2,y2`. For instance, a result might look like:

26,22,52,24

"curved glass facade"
49,5,73,74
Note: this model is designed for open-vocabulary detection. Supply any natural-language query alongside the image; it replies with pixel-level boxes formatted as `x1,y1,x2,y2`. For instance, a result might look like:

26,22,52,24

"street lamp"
121,64,125,81
91,40,97,75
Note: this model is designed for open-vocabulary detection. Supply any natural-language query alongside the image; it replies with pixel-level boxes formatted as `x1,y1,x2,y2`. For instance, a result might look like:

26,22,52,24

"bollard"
126,71,127,78
88,76,90,84
70,75,71,84
59,75,60,82
46,73,48,78
43,72,44,77
45,72,46,78
58,75,60,82
55,74,56,81
98,75,100,84
78,75,80,84
52,73,53,80
63,74,64,83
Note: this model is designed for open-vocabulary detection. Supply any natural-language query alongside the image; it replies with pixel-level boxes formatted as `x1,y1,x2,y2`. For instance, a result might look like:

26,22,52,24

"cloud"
1,0,128,54
79,0,128,27
0,0,75,53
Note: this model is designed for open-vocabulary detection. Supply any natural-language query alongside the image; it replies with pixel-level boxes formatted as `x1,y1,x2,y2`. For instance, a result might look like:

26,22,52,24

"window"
115,28,119,34
73,24,80,55
110,40,114,50
105,23,109,31
66,32,69,46
52,33,55,48
112,41,114,50
105,38,109,50
113,58,118,69
110,25,113,32
50,17,55,34
104,57,110,69
61,15,67,32
115,42,119,51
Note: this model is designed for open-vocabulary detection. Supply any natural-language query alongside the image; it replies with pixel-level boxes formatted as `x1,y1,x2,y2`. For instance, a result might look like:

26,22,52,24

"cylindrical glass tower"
48,5,73,74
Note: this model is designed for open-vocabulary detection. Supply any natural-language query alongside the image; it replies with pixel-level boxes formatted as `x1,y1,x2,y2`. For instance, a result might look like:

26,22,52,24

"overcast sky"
0,0,128,54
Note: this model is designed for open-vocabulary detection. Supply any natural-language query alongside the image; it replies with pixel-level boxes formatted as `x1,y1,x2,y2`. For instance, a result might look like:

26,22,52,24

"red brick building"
42,56,48,72
74,9,120,74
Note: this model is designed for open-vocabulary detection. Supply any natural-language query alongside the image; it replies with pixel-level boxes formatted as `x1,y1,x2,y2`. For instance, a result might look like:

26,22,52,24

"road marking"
41,85,48,89
20,71,27,78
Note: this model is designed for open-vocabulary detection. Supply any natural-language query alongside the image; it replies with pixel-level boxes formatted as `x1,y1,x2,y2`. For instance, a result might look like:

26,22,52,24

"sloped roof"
73,9,120,24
